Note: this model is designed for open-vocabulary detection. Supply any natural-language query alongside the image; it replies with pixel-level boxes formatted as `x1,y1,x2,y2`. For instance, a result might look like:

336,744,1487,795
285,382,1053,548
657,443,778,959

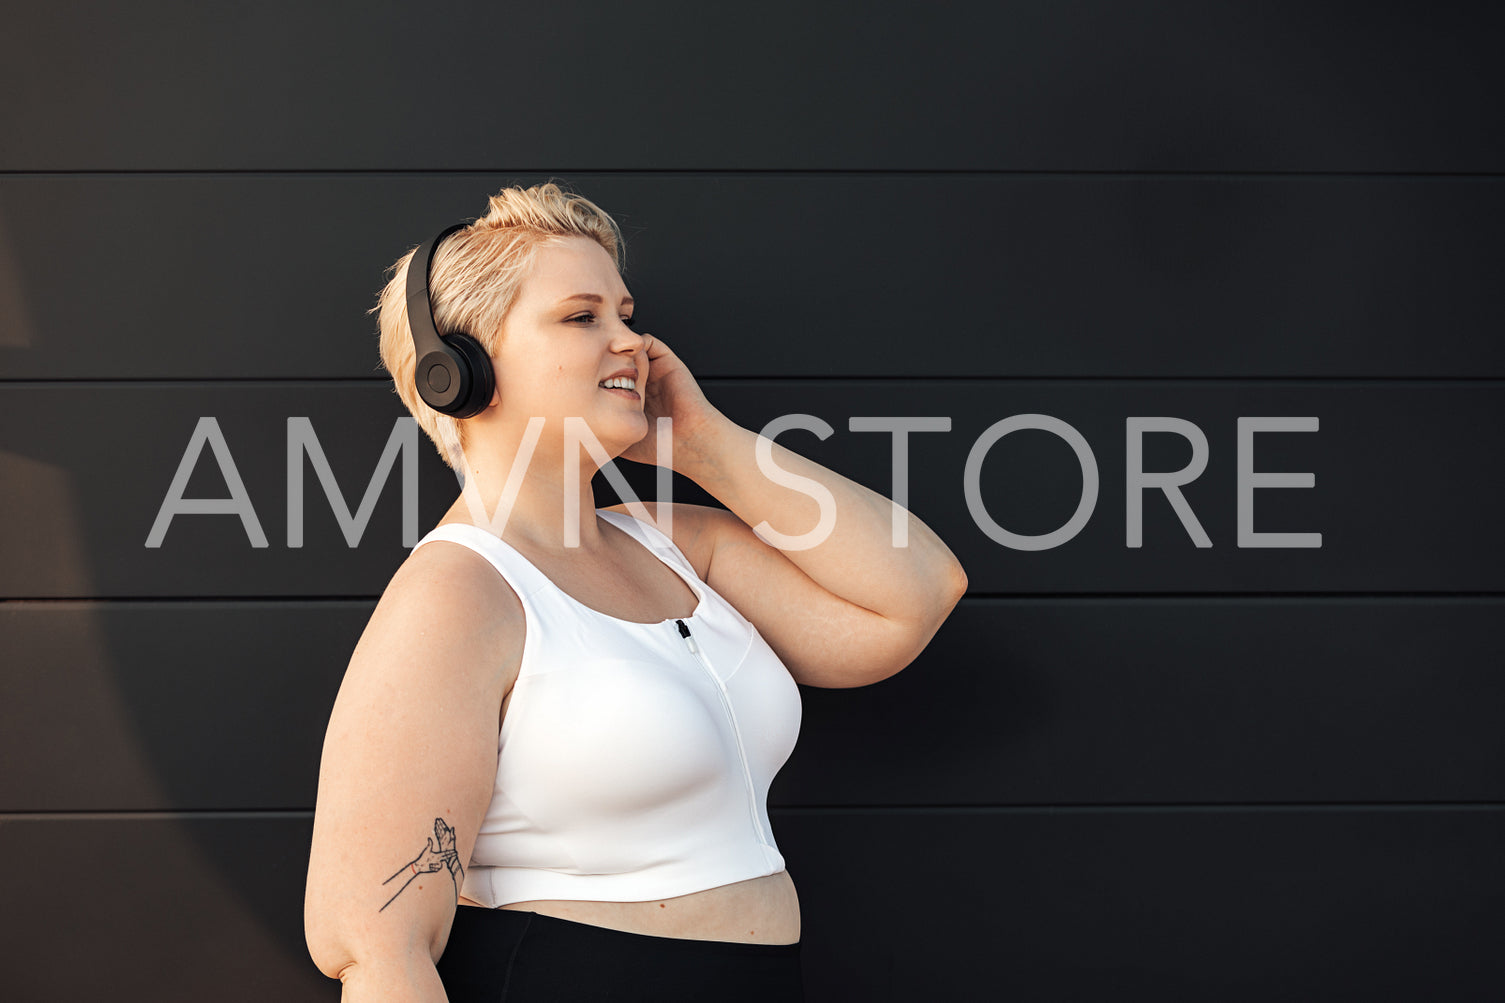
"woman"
304,182,968,1001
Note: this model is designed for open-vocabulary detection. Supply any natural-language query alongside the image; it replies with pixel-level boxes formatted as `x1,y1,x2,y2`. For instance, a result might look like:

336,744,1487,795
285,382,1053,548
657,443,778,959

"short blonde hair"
371,180,626,470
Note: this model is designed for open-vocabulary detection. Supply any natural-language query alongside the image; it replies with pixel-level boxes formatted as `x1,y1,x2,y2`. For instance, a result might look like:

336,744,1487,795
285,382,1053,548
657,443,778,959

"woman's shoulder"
379,530,528,641
332,533,527,713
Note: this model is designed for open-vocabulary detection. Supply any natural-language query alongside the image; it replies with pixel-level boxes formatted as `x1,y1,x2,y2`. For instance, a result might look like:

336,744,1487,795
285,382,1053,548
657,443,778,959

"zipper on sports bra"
676,619,770,847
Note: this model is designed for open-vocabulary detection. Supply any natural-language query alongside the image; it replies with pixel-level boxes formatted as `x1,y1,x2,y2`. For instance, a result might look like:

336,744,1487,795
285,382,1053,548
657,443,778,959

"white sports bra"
410,508,803,907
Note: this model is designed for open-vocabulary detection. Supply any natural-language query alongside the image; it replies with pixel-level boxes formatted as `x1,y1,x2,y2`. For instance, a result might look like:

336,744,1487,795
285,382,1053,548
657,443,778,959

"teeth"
599,377,636,390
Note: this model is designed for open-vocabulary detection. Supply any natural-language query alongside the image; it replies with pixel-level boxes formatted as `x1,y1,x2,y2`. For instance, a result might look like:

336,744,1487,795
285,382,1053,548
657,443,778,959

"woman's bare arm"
304,543,522,1000
659,416,968,689
614,334,965,688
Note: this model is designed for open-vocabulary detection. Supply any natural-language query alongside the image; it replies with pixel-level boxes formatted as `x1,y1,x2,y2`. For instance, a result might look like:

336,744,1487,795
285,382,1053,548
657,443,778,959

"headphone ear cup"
442,332,496,419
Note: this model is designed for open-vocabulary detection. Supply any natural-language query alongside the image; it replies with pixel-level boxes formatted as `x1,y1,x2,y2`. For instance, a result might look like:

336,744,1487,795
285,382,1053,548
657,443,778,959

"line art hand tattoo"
380,817,463,912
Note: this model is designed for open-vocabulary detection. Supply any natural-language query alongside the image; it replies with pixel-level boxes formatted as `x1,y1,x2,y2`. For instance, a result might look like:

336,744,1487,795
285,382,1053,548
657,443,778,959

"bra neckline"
426,511,705,627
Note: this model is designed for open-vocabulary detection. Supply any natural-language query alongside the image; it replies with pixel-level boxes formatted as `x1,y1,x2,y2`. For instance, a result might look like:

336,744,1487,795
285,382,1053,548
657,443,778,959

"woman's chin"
584,412,649,455
608,410,650,438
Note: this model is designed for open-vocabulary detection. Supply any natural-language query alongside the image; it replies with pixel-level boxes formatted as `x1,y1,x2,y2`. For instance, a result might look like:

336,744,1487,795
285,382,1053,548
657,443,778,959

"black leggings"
437,905,806,1002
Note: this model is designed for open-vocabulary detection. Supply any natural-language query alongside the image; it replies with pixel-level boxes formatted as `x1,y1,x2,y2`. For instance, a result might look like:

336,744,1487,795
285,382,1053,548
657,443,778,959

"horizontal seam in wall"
7,593,1505,605
5,803,1504,821
3,168,1505,179
6,376,1505,386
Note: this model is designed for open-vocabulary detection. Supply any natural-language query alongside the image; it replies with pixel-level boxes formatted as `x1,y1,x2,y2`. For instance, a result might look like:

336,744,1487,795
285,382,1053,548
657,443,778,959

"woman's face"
487,236,645,451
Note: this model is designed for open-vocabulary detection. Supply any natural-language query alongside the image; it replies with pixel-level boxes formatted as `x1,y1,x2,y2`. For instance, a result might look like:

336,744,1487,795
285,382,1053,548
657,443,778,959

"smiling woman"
303,181,967,1002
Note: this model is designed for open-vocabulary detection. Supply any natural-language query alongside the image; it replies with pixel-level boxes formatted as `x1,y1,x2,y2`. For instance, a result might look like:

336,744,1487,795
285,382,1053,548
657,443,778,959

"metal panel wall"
2,2,1501,999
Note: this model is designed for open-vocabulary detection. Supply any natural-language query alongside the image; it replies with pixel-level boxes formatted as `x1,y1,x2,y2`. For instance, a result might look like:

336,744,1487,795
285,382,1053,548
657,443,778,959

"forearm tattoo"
380,817,464,912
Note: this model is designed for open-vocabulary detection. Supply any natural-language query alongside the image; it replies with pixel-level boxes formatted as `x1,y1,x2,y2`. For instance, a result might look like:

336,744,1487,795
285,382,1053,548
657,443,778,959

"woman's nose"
611,321,645,350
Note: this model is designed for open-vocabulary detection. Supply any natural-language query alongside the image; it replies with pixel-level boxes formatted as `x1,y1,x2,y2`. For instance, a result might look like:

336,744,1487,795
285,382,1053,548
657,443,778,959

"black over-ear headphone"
405,222,496,418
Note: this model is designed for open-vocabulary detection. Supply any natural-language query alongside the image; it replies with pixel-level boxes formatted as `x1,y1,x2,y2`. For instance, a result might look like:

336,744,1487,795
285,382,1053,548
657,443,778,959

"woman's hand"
619,333,730,470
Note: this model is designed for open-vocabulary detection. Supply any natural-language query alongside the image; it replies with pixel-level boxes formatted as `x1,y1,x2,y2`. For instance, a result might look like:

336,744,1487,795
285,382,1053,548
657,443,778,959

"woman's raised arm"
617,333,968,689
304,543,522,1001
666,417,968,689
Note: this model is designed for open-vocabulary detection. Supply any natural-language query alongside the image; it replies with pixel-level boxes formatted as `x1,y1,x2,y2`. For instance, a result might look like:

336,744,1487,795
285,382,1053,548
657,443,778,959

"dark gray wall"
2,2,1502,1000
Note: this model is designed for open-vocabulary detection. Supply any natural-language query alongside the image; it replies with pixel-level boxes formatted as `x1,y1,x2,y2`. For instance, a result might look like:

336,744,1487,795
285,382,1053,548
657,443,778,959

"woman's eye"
569,313,636,327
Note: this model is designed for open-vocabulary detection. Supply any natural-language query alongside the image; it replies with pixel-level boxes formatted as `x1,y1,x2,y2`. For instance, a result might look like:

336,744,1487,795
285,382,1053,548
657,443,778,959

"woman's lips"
601,386,640,400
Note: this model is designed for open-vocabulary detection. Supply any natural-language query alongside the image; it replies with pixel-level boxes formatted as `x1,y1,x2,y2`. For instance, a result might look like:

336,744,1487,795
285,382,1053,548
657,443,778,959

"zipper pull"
675,618,700,654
